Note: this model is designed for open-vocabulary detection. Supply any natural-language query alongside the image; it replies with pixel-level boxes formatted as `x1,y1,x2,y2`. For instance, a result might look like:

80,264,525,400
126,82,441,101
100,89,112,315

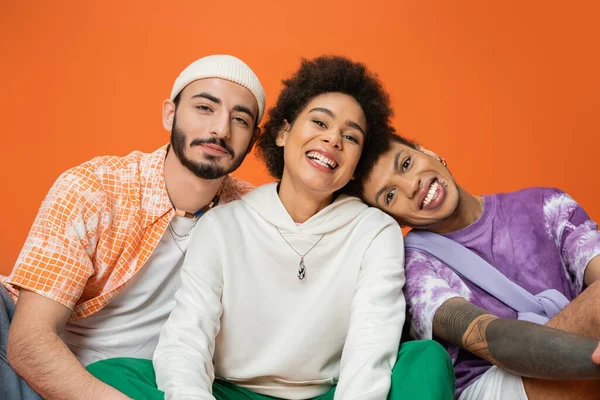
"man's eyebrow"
374,150,403,206
393,149,403,173
233,104,255,121
375,185,389,207
191,92,221,104
191,93,255,122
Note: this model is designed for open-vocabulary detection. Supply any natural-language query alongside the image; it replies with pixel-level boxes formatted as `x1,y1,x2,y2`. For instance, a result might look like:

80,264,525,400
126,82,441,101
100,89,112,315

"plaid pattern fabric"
1,144,253,321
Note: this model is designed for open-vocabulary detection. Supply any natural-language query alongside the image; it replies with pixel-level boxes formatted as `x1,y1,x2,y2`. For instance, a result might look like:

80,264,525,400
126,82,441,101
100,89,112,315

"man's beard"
170,118,248,180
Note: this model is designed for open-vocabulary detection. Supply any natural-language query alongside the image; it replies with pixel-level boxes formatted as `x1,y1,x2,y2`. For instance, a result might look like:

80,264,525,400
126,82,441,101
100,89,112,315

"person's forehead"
366,142,405,193
303,92,367,131
306,93,364,114
374,142,404,174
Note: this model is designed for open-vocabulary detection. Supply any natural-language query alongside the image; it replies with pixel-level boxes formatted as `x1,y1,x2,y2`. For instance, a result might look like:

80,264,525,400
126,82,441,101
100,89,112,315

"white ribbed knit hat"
170,55,266,123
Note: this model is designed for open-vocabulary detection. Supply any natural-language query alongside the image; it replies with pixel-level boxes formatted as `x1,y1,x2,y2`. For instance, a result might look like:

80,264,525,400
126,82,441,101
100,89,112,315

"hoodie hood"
241,183,367,235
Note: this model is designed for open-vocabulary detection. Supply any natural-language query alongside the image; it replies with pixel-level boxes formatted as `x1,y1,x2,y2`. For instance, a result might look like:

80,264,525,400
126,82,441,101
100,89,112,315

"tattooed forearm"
433,297,494,346
461,315,499,364
486,318,600,379
433,297,600,380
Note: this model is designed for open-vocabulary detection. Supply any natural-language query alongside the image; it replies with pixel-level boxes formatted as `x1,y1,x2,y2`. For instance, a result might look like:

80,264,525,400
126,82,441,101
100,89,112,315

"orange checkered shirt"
1,144,253,321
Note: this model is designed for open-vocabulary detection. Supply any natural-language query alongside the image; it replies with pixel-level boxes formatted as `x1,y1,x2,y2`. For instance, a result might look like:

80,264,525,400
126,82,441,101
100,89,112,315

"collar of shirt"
138,144,233,228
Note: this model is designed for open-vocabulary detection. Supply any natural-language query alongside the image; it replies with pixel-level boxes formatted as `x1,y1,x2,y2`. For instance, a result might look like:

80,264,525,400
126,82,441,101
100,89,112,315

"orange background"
1,1,599,275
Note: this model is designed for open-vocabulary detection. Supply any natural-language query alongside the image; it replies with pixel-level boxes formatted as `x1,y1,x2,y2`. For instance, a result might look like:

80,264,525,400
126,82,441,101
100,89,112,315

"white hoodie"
154,183,406,400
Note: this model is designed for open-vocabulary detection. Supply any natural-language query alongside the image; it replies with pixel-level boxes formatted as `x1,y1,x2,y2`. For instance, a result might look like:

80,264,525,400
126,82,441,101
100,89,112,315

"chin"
302,180,341,196
406,209,449,229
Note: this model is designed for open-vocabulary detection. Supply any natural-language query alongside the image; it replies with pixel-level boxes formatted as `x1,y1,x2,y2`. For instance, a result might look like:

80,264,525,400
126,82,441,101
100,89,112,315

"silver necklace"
276,228,325,280
168,218,200,255
169,218,199,239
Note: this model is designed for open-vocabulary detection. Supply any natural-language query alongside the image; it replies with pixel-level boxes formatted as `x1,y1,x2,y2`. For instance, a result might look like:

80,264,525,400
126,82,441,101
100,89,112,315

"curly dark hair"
256,55,394,186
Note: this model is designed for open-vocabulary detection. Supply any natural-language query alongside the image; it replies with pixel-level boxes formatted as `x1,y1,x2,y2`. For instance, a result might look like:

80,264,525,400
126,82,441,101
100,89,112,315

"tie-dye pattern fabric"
405,187,600,397
1,145,253,321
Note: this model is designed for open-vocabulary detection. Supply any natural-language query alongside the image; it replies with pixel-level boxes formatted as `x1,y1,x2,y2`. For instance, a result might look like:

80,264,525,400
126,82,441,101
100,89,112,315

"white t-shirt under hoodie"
153,183,406,400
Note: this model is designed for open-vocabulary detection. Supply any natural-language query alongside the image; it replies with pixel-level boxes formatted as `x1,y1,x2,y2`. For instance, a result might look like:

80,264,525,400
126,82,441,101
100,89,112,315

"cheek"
392,200,413,219
230,138,251,157
287,134,312,156
345,147,363,167
175,109,197,125
294,123,322,146
178,121,204,138
281,143,302,168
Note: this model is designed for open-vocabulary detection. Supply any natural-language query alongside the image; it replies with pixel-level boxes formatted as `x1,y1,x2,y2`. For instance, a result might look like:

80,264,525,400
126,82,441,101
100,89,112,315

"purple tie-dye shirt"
405,187,600,397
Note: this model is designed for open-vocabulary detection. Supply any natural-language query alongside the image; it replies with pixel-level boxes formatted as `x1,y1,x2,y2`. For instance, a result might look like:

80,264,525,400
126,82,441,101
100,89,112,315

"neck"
163,147,225,214
277,174,333,224
429,186,483,234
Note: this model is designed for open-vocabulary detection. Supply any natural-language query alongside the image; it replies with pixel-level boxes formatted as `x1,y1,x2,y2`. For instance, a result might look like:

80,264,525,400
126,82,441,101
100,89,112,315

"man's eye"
233,116,248,126
196,105,212,112
385,188,396,205
312,119,327,129
402,157,411,173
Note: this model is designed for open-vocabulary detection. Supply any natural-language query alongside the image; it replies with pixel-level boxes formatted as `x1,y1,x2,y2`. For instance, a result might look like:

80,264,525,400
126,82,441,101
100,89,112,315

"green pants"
87,340,455,400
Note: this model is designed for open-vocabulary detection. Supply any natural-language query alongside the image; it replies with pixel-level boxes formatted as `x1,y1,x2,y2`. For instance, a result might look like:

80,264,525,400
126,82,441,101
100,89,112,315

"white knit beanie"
170,55,266,123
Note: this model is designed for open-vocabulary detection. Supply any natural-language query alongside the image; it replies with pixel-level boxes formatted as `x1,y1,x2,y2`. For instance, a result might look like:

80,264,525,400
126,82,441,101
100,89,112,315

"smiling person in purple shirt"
351,133,600,400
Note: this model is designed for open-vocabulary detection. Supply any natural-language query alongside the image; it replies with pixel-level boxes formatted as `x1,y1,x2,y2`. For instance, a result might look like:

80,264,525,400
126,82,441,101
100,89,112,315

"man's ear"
275,120,291,148
416,144,441,160
162,99,176,131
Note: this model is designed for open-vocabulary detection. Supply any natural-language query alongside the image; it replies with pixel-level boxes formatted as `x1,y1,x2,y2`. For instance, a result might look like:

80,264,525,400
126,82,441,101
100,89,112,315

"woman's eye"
401,157,411,173
385,188,396,205
312,119,327,129
343,135,358,143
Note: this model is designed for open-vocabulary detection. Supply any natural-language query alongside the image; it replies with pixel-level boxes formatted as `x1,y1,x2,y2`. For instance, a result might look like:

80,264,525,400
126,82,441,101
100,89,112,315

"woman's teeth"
422,180,439,208
307,151,337,169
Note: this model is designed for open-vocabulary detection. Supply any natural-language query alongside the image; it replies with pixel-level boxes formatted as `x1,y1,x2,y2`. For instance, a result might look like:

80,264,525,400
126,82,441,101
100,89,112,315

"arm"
583,255,600,287
546,190,600,290
7,169,129,399
8,290,130,400
334,219,406,400
433,297,600,379
153,216,223,400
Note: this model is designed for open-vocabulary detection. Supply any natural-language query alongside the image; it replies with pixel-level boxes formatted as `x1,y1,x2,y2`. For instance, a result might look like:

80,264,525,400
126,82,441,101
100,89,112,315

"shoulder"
497,186,567,205
505,187,581,219
403,248,472,305
200,197,254,227
220,176,256,203
208,197,249,215
338,199,403,247
341,196,399,229
361,205,399,226
190,198,257,249
492,187,578,224
347,204,404,259
45,147,164,217
363,208,403,245
63,147,160,192
405,247,441,273
404,247,467,288
87,147,152,170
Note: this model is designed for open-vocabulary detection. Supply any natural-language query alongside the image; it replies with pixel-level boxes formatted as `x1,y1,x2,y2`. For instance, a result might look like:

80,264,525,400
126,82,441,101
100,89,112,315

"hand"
592,342,600,365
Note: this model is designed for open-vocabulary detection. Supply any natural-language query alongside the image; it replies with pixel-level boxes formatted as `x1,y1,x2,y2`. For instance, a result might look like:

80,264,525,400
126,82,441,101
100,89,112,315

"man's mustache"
190,137,235,158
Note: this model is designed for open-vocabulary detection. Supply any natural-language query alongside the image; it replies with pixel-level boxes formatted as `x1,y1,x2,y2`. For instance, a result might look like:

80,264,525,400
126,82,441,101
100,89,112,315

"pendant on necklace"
297,257,306,280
